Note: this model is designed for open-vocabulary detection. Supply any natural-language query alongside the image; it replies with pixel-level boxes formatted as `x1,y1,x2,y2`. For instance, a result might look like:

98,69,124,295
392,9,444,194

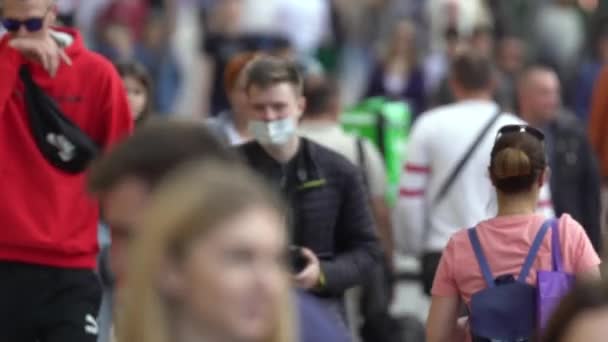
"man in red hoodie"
0,1,132,341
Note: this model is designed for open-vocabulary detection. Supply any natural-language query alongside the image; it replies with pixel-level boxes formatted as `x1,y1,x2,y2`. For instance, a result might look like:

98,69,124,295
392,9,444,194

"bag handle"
468,227,495,288
433,109,502,206
550,218,564,272
518,219,553,282
356,137,369,191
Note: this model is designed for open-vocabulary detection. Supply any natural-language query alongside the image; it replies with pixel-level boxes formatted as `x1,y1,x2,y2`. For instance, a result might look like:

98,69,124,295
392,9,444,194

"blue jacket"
296,291,351,342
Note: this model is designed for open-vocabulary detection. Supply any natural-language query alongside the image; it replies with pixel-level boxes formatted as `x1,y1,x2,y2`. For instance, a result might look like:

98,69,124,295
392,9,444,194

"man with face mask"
89,120,352,342
237,56,382,328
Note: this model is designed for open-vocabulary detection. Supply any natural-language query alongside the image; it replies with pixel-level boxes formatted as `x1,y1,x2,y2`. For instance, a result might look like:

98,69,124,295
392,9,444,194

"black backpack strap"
356,137,369,190
433,109,502,206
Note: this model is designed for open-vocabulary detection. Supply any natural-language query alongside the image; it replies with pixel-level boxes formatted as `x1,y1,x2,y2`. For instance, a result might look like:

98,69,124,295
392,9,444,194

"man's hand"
9,36,72,77
293,247,322,290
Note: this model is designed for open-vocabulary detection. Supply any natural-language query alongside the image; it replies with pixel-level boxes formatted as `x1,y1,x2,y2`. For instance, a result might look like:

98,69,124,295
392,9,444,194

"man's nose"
261,108,278,121
15,24,29,37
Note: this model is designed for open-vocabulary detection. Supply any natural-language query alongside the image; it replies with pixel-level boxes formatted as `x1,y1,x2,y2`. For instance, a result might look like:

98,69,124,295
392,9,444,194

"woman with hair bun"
426,125,601,342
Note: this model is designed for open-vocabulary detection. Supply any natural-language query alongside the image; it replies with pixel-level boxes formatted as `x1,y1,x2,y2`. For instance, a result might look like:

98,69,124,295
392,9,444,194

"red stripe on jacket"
399,189,425,197
404,163,431,174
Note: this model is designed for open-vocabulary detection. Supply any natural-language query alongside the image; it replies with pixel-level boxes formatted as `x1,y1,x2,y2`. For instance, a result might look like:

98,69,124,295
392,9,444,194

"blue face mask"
248,117,296,146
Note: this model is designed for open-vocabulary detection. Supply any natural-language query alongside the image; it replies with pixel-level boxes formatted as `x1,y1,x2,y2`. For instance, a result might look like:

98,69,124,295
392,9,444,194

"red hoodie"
0,28,133,269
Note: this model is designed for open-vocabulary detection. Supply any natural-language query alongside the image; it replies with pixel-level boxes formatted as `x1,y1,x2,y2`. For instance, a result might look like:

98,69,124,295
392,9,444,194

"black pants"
421,251,443,296
0,262,102,342
360,260,402,342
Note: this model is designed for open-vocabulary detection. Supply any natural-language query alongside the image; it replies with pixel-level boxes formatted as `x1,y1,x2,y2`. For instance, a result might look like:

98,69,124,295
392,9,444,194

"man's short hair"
450,52,493,91
517,64,559,90
88,119,238,193
245,56,303,95
303,76,339,118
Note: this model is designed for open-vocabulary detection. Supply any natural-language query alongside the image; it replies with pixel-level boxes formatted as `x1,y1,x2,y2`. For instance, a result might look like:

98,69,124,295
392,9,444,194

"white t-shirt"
240,0,329,54
394,100,554,255
274,0,330,54
298,122,387,198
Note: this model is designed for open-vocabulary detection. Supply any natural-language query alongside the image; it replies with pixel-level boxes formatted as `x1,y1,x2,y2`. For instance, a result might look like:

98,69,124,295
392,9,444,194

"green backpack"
341,97,412,206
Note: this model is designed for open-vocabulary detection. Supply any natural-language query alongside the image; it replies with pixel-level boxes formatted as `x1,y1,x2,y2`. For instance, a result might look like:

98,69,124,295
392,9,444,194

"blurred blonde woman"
116,160,295,342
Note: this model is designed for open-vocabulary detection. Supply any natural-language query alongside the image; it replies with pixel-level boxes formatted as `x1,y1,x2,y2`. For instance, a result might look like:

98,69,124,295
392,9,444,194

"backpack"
467,219,568,341
341,96,411,206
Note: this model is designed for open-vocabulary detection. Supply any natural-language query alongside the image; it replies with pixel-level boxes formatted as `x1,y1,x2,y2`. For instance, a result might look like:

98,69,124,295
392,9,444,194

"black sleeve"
319,165,382,295
580,134,603,253
202,34,219,55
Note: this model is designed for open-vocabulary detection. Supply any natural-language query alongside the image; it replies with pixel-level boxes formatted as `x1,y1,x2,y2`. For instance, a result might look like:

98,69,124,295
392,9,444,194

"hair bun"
492,147,532,179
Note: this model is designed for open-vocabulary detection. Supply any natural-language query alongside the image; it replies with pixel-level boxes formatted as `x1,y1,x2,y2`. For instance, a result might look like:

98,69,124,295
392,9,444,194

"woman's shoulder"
444,228,474,253
557,213,586,238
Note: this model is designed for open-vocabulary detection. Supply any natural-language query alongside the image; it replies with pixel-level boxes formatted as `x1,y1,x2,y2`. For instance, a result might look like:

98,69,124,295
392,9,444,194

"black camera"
289,246,309,274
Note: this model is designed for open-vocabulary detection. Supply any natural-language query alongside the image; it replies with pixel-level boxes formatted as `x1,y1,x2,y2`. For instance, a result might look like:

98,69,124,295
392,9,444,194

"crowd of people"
2,0,608,342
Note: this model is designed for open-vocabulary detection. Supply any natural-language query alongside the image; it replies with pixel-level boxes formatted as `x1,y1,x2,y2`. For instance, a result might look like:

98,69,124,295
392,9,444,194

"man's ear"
448,76,460,98
296,96,306,120
157,257,185,300
488,167,497,187
47,2,59,25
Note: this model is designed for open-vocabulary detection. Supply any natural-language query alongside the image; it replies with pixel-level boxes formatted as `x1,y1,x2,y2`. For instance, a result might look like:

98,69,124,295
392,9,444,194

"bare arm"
370,196,394,266
196,54,215,119
163,0,178,37
578,266,601,282
426,295,462,342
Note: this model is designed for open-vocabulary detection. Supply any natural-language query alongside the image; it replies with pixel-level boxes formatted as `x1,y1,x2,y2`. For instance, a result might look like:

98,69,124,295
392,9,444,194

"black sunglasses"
1,6,51,33
496,124,545,142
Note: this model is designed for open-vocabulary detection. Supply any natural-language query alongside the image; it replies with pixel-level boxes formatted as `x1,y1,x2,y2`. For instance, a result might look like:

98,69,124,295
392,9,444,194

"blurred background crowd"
4,0,608,340
0,0,604,123
17,0,608,319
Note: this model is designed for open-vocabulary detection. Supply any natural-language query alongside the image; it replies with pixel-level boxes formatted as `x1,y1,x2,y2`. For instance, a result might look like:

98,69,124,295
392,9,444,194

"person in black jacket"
236,56,382,328
88,120,352,342
518,66,602,253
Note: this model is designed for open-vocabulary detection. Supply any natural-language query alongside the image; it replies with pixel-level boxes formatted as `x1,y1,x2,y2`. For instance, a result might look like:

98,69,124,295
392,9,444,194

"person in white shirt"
393,52,554,295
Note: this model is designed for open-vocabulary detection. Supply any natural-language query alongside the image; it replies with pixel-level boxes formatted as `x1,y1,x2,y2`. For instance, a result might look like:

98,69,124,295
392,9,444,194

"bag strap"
356,138,369,190
550,218,564,272
433,109,502,206
19,66,38,92
518,219,553,282
468,227,496,288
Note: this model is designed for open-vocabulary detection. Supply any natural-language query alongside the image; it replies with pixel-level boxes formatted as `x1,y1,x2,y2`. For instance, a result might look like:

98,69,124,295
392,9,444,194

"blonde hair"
492,147,532,179
116,160,295,342
489,129,546,194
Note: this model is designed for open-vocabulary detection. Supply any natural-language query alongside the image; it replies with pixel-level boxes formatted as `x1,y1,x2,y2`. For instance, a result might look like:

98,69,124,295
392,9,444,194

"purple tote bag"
537,218,575,330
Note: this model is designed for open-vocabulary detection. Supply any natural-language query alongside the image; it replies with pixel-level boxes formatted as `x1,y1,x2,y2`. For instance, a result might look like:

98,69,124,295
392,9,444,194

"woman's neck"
496,192,538,217
173,313,235,342
385,55,410,74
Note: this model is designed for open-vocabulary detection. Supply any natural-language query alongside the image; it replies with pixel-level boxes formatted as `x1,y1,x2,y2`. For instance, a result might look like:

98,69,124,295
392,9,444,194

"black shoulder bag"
356,137,370,191
19,66,99,174
420,109,502,296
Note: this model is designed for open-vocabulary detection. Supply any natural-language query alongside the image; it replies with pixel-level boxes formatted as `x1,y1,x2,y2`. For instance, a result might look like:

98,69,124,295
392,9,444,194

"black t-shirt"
202,33,290,115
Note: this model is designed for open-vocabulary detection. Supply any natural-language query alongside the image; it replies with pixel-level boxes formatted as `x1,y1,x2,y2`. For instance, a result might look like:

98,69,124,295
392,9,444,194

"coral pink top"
432,214,600,304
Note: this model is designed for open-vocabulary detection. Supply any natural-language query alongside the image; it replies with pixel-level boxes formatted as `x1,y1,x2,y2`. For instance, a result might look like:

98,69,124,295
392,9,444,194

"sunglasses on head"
496,125,545,142
1,6,51,33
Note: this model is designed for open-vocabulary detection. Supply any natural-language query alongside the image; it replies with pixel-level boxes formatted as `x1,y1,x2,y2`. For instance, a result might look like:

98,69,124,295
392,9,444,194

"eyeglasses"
495,124,545,142
1,6,51,33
